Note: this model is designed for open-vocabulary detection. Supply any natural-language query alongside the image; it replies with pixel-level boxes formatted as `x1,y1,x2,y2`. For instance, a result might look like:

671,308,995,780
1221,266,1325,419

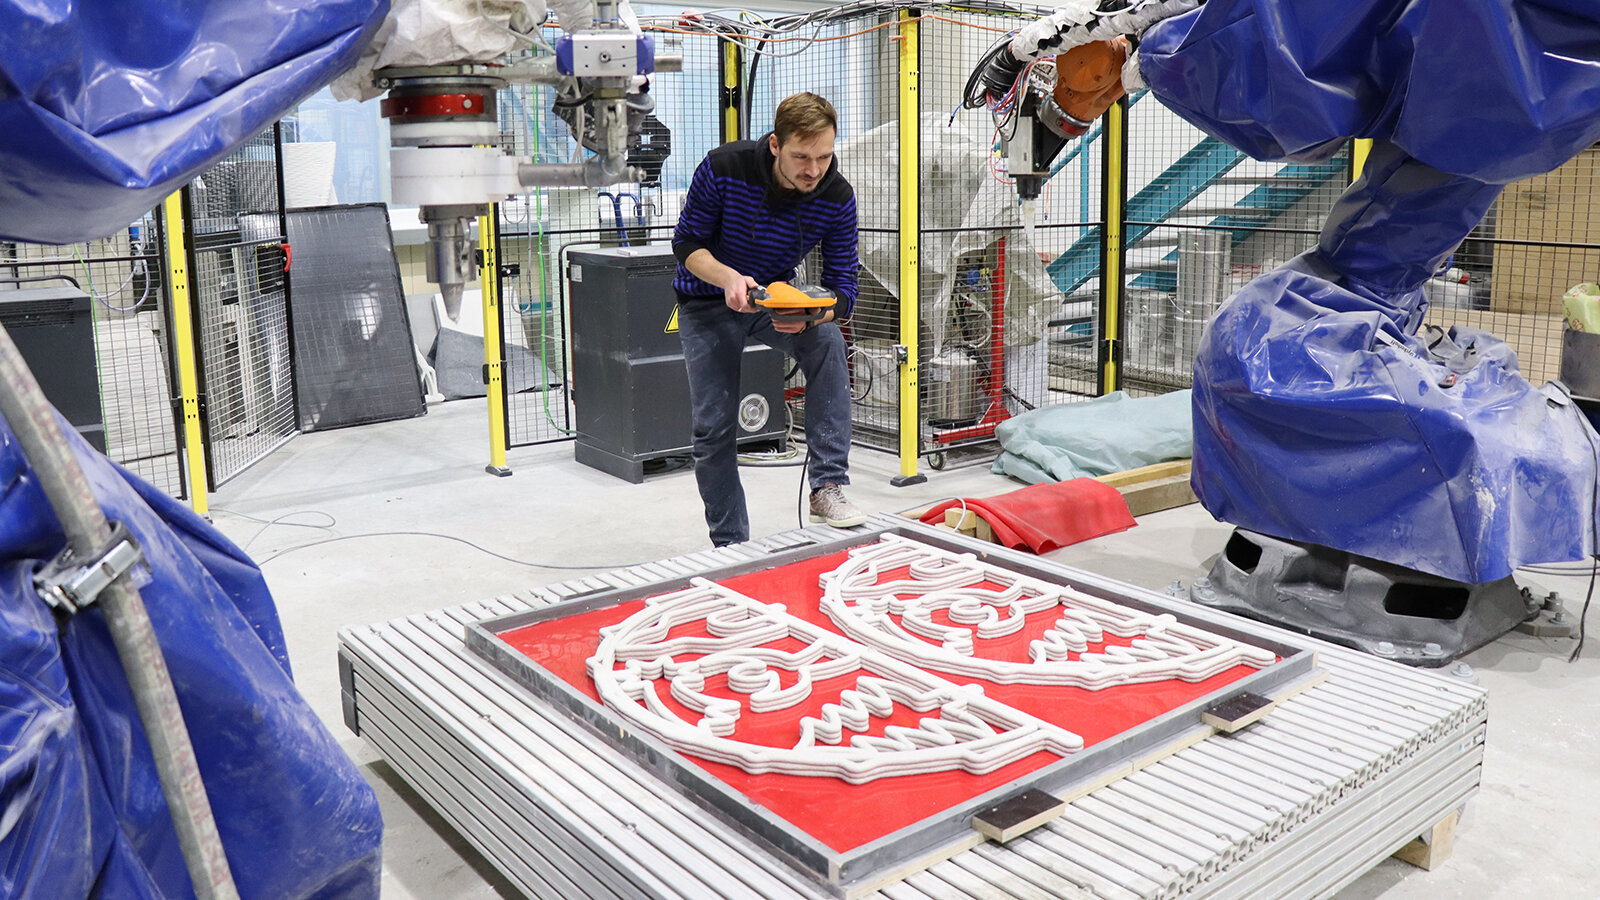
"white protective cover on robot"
837,123,1061,353
333,0,571,101
1010,0,1201,64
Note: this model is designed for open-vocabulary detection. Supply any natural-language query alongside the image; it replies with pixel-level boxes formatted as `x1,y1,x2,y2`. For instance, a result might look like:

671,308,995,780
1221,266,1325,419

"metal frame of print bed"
466,523,1319,899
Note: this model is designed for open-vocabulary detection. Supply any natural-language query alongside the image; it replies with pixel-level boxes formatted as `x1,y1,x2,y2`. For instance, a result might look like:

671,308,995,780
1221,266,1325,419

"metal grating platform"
337,518,1487,899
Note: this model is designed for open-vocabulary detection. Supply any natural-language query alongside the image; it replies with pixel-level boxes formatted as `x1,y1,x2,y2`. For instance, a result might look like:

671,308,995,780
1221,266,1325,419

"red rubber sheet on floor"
919,478,1136,554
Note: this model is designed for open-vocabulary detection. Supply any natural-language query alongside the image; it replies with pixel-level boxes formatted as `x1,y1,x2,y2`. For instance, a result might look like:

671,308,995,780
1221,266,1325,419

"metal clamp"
34,521,147,615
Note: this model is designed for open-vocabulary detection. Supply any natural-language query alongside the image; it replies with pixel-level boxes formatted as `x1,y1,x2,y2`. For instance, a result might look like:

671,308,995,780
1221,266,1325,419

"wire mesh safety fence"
183,125,297,489
917,6,1104,467
733,3,1117,467
1423,150,1599,389
481,1,1592,474
0,215,181,495
1119,101,1350,396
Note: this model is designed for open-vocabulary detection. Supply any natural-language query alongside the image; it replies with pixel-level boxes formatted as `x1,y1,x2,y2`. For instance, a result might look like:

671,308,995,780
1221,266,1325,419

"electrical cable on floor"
797,444,813,529
643,456,694,475
214,507,644,570
740,399,802,467
1523,562,1600,575
252,531,646,571
893,496,970,519
1568,555,1597,663
738,451,803,467
213,507,339,552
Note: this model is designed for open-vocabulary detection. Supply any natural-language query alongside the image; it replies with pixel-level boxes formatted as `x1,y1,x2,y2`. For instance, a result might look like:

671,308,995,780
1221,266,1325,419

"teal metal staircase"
1128,157,1348,292
1044,128,1347,296
1046,136,1246,295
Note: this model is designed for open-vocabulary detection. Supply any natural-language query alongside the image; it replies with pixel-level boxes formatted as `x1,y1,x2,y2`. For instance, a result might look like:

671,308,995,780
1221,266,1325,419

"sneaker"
809,483,867,528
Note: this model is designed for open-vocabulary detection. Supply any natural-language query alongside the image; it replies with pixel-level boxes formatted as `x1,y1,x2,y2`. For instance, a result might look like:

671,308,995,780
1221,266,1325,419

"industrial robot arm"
963,0,1199,199
966,0,1600,587
337,0,681,320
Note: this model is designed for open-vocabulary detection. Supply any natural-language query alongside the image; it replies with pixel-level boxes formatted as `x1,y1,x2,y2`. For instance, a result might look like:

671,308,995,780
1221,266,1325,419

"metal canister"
1176,229,1231,361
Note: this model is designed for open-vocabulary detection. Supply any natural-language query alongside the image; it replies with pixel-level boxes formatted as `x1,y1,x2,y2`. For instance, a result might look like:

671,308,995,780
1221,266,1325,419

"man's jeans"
677,300,852,546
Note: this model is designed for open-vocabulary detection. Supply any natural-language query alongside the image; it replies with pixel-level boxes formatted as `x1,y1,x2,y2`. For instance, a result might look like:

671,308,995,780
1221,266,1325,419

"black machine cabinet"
568,245,785,483
0,287,106,453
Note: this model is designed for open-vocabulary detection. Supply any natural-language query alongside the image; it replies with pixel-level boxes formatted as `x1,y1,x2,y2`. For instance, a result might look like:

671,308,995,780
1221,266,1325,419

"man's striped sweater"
671,135,859,318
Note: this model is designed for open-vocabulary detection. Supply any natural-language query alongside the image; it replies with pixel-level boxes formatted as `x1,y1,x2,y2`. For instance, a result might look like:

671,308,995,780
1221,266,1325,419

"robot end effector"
370,0,680,320
964,0,1199,199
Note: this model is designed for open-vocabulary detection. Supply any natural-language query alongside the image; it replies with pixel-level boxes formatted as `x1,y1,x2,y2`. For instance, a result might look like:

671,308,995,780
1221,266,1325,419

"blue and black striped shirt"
671,136,859,318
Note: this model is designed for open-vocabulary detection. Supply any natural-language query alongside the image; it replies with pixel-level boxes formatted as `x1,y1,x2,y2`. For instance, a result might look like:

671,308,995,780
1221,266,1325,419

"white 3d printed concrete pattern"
822,534,1278,687
585,536,1276,783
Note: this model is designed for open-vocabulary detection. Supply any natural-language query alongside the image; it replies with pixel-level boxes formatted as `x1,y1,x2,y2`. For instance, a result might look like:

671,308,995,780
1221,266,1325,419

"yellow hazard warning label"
665,306,679,333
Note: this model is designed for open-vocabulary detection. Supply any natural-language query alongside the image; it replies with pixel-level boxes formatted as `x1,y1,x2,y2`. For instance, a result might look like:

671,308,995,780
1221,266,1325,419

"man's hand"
683,249,760,313
722,273,761,313
772,307,833,335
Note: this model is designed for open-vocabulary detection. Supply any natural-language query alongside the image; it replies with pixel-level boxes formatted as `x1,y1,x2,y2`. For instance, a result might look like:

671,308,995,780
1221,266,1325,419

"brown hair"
773,93,837,146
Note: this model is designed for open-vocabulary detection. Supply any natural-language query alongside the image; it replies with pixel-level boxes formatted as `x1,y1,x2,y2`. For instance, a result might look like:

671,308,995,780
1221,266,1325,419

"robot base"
1193,529,1541,667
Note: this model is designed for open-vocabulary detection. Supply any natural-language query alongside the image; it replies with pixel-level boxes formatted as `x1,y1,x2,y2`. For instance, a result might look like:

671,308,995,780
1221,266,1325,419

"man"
671,92,864,547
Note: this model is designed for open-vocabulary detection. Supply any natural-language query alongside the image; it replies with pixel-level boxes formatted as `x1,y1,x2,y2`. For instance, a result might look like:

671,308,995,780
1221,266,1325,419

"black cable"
642,455,694,475
1003,385,1037,412
797,444,813,529
744,31,766,143
1569,555,1597,663
0,273,81,289
962,32,1019,110
846,346,873,403
1568,398,1600,662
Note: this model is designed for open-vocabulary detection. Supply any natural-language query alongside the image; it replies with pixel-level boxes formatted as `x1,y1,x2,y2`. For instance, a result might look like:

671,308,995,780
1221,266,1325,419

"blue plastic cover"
1139,0,1600,186
0,0,389,244
0,417,382,898
1138,3,1600,582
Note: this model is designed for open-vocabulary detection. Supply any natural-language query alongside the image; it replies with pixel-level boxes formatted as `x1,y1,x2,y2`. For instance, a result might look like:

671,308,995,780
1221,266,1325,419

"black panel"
0,287,106,452
285,204,425,431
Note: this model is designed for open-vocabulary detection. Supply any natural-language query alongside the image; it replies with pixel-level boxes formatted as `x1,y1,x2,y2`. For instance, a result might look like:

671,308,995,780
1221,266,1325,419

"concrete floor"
209,397,1600,900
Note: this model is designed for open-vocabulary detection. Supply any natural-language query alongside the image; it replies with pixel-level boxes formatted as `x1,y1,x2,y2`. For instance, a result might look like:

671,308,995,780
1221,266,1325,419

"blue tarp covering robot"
0,0,387,244
1138,0,1600,583
971,0,1600,584
0,424,385,898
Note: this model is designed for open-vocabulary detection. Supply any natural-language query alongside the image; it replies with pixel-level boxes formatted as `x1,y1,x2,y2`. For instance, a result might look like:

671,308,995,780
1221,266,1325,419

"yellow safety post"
1100,98,1128,393
891,10,926,487
162,192,210,515
1351,138,1372,179
480,209,511,476
720,38,742,143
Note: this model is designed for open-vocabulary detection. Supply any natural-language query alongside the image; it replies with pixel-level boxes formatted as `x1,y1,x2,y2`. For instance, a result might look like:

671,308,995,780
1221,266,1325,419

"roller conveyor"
336,517,1485,899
